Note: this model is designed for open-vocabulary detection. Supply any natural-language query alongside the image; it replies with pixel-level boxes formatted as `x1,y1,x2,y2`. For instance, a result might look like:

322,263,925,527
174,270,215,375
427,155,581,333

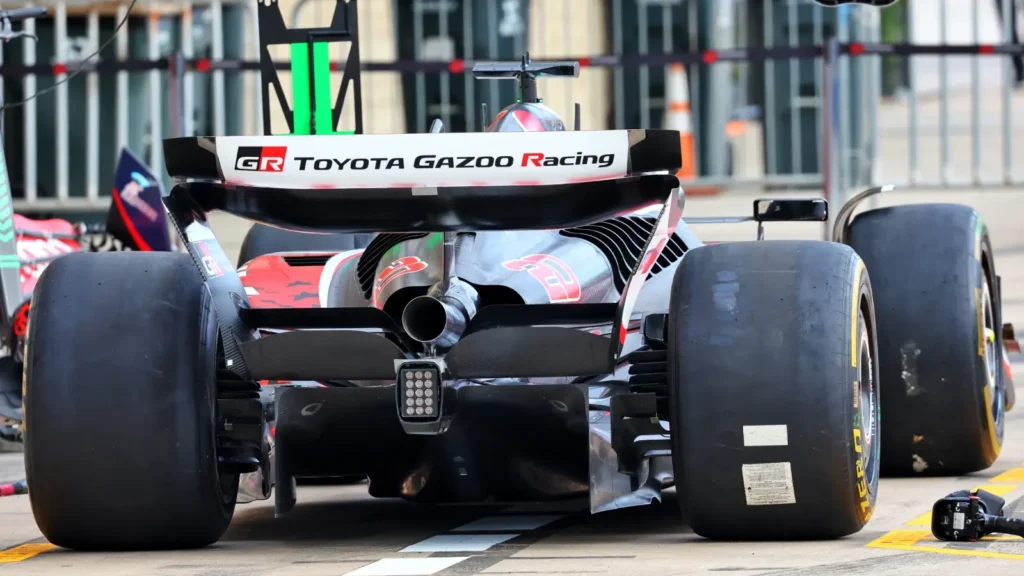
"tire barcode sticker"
741,462,797,505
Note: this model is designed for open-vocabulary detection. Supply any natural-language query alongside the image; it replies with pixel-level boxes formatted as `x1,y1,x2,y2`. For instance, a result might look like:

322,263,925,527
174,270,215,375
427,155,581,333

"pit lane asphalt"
2,188,1024,575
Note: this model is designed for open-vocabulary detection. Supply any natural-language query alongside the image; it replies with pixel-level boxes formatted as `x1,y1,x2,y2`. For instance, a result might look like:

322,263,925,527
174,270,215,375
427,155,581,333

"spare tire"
238,223,374,267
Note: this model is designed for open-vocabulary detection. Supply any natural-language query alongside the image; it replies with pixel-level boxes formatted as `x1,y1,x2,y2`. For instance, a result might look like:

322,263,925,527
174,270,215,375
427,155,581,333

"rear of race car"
200,129,688,513
21,127,891,550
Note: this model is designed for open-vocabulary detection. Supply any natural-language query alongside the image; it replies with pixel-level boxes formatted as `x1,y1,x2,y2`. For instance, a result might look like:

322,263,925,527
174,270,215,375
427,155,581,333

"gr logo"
235,146,287,172
811,0,900,5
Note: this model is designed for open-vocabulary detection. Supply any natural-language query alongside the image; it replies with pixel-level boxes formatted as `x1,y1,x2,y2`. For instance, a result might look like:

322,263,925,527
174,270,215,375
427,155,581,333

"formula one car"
0,148,173,441
22,0,1017,551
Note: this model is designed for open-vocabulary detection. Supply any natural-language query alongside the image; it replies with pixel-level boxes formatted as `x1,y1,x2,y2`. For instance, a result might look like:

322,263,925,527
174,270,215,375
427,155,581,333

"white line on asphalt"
344,557,471,576
400,533,519,553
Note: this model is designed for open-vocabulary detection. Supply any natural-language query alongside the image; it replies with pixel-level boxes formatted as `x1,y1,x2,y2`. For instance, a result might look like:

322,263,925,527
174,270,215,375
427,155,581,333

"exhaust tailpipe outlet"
402,296,467,348
401,279,478,350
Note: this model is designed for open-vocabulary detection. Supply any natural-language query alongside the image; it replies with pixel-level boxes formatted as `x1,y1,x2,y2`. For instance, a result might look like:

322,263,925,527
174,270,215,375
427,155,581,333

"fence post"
821,37,840,241
168,52,186,138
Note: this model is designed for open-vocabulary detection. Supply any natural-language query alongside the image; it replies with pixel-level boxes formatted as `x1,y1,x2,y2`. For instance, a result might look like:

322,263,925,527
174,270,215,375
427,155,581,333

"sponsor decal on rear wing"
216,131,630,189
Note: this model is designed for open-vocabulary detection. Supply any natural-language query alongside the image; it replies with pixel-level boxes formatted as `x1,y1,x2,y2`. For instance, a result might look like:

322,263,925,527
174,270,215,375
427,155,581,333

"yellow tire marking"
984,386,1002,451
852,259,864,368
0,543,56,563
977,287,985,357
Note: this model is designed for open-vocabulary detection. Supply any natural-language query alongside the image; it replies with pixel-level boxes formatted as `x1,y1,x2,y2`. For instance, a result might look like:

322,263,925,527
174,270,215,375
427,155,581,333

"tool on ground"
932,488,1024,541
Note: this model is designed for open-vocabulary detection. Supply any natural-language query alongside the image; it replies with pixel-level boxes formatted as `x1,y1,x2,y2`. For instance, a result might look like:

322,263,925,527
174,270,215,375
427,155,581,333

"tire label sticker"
741,462,796,506
742,425,788,447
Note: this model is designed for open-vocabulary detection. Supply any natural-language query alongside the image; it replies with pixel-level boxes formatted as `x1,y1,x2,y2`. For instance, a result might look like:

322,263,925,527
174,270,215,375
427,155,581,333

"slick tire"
24,252,237,550
848,204,1004,476
669,240,880,540
238,223,374,267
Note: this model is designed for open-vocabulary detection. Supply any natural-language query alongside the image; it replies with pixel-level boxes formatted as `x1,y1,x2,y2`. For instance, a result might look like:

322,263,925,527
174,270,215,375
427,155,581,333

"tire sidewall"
851,260,881,526
977,220,1004,463
198,283,239,521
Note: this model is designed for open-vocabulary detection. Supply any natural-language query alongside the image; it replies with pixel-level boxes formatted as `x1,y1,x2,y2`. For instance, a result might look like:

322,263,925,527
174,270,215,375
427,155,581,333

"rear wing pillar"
257,0,362,135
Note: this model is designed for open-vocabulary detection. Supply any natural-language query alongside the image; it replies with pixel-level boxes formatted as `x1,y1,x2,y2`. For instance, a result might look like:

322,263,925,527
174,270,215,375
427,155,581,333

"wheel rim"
857,317,880,497
982,276,1005,444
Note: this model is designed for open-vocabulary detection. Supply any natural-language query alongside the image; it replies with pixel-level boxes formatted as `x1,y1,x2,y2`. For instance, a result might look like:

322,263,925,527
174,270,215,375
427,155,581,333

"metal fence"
1,0,1022,216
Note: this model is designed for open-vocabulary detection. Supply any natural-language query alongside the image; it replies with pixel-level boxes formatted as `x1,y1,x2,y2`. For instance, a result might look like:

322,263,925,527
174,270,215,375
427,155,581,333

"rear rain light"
398,365,441,420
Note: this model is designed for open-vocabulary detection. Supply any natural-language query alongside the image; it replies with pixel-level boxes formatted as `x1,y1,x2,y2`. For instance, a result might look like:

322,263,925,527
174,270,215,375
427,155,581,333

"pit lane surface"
2,188,1024,575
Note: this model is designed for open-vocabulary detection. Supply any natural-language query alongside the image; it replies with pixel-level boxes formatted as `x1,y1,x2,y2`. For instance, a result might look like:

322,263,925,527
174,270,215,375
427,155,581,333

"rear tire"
24,252,237,550
669,240,880,539
238,223,374,267
848,203,1004,476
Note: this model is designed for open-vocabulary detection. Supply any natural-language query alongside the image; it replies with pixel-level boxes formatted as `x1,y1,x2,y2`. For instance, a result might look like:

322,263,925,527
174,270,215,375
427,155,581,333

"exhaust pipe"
401,279,478,350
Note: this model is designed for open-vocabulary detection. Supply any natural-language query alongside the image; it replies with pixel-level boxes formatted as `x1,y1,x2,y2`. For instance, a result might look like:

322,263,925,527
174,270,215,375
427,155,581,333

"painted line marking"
905,483,1019,526
971,483,1020,496
452,514,564,533
0,543,57,563
344,556,471,576
400,533,518,553
990,468,1024,483
905,511,933,527
867,530,1024,560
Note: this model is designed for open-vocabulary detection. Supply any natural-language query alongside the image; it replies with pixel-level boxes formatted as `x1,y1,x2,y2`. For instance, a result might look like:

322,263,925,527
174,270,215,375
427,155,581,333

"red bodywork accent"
487,109,510,131
239,252,338,309
239,251,362,389
372,256,428,308
512,109,547,132
502,254,582,304
14,214,83,295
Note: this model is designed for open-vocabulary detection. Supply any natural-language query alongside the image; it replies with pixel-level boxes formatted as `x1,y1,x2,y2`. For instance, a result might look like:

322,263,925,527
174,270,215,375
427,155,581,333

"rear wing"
163,129,683,233
162,129,684,384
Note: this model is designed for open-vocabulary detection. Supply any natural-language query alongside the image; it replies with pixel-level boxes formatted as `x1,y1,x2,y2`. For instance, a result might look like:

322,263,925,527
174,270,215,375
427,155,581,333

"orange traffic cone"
663,63,721,197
